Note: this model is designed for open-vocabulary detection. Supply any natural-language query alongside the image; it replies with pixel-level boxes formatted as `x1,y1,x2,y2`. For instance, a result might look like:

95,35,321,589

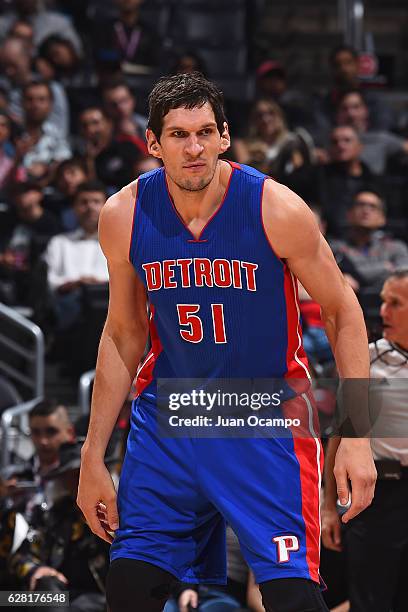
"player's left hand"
333,438,376,524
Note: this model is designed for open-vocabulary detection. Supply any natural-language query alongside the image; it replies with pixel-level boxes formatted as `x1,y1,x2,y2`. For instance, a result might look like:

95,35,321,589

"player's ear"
220,122,230,154
146,129,162,159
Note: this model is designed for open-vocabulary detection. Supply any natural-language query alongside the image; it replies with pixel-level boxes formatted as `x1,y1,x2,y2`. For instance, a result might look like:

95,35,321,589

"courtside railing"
0,302,44,399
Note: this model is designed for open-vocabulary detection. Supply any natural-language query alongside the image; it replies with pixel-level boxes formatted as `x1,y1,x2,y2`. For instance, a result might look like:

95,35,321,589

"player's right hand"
76,457,119,544
178,589,198,611
321,505,342,552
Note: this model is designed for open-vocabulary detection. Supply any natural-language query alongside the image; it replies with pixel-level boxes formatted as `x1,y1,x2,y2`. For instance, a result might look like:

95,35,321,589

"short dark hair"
101,76,132,97
74,180,107,201
13,181,43,198
38,34,78,61
55,157,87,182
330,44,359,65
386,267,408,282
22,78,53,101
353,185,386,213
79,105,110,121
147,72,227,141
29,399,61,419
337,87,367,108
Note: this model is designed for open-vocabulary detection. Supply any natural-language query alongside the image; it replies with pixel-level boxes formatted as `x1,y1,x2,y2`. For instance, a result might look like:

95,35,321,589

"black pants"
345,479,408,612
106,558,329,612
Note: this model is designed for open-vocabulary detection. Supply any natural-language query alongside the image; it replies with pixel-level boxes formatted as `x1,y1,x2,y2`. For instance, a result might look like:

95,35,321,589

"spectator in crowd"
234,98,314,179
8,441,110,612
91,0,158,75
24,400,75,480
0,182,59,304
36,35,87,88
0,0,82,54
255,59,313,132
336,89,408,175
170,50,207,76
287,125,375,237
1,399,75,507
77,106,144,191
43,181,109,374
312,45,394,144
17,80,71,182
101,78,148,143
0,111,19,193
0,35,70,135
43,180,108,331
330,188,408,294
8,19,34,49
322,269,408,611
45,158,88,231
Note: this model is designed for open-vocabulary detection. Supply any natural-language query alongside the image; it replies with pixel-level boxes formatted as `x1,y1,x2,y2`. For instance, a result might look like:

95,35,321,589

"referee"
322,268,408,611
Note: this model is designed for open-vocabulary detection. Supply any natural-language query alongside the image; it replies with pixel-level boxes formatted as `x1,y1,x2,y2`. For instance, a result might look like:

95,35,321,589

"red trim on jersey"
283,264,321,583
226,160,241,170
164,164,235,242
128,180,139,263
292,430,322,584
283,265,309,378
133,304,162,398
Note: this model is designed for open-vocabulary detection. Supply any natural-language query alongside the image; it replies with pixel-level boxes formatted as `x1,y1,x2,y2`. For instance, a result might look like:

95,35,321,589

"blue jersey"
112,162,323,586
129,161,310,399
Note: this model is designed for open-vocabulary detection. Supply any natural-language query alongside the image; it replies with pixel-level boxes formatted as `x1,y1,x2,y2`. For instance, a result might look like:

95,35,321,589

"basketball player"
77,73,376,612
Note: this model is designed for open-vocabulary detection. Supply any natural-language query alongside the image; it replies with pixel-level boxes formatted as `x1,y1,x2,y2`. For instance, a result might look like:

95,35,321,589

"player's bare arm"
77,181,149,543
262,179,376,521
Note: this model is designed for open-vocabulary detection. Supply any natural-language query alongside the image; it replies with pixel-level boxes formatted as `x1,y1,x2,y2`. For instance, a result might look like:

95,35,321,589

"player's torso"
130,163,309,396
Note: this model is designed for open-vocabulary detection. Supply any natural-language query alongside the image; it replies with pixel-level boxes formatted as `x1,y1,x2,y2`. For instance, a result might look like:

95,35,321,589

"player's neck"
167,161,231,225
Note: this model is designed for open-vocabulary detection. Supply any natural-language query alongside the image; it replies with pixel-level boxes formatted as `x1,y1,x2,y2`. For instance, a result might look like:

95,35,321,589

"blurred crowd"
1,1,408,611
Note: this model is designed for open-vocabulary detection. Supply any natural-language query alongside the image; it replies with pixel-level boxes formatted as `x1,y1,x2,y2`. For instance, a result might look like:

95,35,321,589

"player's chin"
180,176,212,192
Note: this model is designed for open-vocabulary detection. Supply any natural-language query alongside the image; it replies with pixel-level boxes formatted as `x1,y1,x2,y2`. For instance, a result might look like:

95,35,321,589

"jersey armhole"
260,176,284,263
128,179,140,265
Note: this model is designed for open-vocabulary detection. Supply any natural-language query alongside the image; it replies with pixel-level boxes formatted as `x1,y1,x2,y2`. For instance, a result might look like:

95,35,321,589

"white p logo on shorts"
272,535,300,563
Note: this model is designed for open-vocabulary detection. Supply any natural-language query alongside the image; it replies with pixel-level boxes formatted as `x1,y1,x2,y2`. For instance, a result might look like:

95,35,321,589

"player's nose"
184,134,204,157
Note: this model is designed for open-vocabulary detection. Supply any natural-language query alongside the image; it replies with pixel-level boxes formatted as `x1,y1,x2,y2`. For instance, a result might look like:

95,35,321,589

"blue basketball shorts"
110,394,323,585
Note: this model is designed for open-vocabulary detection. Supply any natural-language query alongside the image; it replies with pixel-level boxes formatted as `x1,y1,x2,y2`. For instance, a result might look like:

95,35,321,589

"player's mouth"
183,162,206,169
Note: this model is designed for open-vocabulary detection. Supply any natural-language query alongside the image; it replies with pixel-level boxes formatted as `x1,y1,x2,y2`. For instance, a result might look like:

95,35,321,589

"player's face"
380,278,408,349
147,103,230,192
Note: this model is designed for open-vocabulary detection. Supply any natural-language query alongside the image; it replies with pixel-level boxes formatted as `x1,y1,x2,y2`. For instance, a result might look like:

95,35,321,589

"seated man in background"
18,80,71,184
8,441,110,612
101,78,148,143
0,182,60,304
287,124,374,238
330,187,408,295
43,180,109,374
336,89,408,175
44,158,88,231
3,399,75,493
77,105,145,193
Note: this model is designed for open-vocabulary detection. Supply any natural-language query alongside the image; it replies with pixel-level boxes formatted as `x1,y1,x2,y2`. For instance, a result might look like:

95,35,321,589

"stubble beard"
173,160,218,192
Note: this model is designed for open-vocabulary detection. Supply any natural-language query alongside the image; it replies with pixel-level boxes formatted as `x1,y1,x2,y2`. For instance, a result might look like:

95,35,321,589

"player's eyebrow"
165,122,217,132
